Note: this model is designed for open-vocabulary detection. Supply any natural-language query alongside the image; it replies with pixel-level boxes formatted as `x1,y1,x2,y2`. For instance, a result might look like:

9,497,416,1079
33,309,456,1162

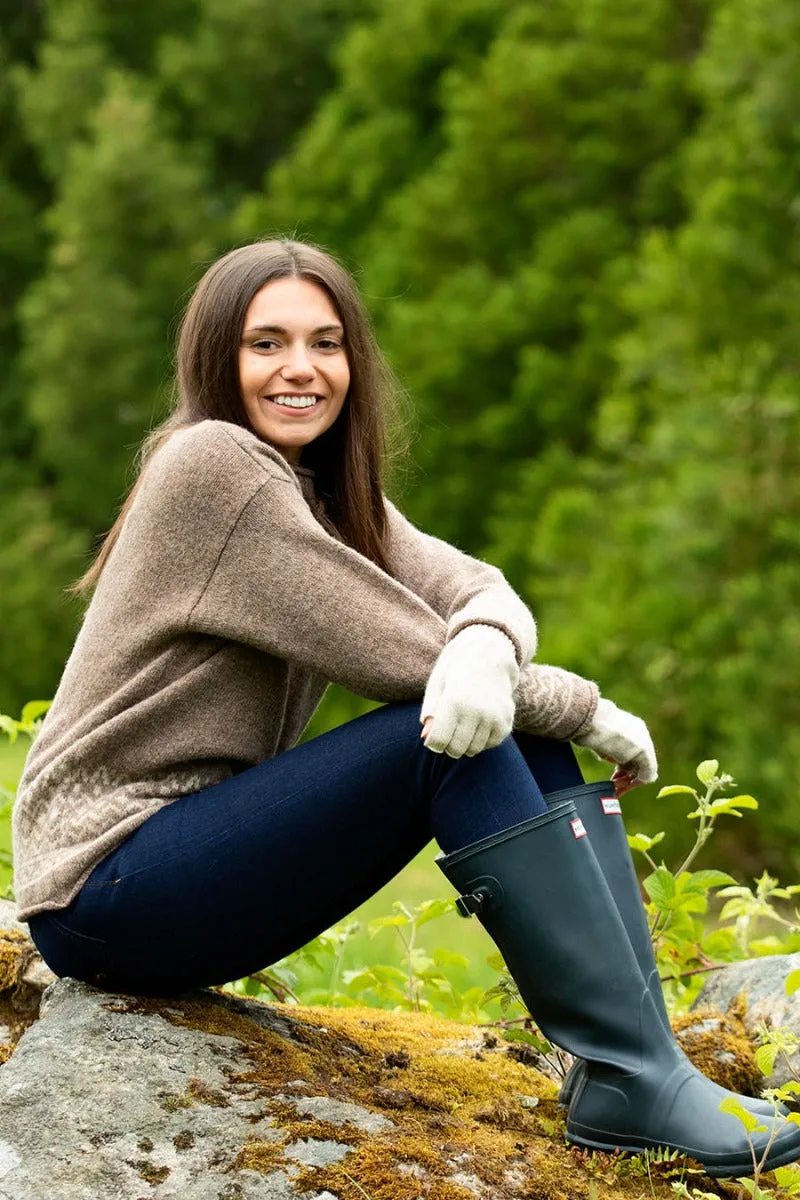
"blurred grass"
0,734,29,897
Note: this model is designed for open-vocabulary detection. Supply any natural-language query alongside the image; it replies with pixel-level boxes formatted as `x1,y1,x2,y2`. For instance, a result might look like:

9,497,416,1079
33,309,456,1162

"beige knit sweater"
12,420,599,921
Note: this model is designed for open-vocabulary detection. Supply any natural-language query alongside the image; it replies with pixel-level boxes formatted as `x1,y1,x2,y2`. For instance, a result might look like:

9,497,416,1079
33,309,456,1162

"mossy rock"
0,972,783,1199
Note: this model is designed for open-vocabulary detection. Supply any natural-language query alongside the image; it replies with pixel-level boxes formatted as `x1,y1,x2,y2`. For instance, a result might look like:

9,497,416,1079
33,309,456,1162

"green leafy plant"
629,761,800,1011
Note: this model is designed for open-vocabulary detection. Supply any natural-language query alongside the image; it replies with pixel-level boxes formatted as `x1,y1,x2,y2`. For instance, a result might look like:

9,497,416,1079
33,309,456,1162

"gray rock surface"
0,978,392,1200
0,900,28,938
694,952,800,1087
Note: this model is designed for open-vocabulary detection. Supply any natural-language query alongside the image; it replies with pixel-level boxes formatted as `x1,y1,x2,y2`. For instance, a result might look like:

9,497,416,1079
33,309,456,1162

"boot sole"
567,1126,800,1178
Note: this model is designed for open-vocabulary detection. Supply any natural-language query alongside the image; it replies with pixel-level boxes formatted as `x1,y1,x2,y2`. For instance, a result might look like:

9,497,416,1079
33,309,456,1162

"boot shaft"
543,781,669,1020
435,800,673,1074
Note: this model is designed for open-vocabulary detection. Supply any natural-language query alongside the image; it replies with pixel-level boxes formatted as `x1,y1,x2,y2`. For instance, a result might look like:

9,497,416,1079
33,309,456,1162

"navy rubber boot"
547,782,782,1119
436,800,800,1177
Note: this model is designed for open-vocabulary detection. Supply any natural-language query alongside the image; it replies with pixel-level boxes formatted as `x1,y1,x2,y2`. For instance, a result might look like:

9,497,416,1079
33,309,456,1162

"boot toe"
568,1064,800,1178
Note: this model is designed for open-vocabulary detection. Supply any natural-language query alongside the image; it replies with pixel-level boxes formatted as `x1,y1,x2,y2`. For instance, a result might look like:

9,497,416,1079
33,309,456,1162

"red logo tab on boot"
601,796,622,815
570,818,587,839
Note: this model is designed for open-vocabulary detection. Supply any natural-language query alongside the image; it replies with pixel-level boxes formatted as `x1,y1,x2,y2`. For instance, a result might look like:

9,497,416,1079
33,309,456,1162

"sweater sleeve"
383,498,537,666
184,444,595,733
187,473,457,702
513,663,600,740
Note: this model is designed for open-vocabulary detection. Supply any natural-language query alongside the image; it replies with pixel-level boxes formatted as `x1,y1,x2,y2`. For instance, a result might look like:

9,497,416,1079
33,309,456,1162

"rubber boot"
435,800,800,1177
548,782,781,1118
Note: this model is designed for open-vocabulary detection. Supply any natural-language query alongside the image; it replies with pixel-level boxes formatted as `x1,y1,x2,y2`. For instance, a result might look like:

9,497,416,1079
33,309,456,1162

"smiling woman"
238,277,351,466
13,236,789,1180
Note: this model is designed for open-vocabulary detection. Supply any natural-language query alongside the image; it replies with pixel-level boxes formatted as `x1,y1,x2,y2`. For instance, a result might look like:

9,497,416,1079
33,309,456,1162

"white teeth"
270,394,320,409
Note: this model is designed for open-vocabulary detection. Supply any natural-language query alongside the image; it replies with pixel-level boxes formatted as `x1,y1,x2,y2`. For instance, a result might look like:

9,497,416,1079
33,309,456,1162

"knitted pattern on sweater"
12,420,599,920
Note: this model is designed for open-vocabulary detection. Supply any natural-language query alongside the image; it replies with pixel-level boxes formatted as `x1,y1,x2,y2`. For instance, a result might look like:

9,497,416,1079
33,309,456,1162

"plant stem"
245,970,301,1004
658,962,731,983
675,806,714,878
341,1169,374,1200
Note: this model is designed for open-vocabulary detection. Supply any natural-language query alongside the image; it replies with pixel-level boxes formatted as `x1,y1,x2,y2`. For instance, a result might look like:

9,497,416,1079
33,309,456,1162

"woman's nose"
281,342,315,379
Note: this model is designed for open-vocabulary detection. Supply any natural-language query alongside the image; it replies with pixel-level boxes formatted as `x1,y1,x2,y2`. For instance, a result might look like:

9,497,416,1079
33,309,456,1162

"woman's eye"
317,339,343,351
252,339,278,350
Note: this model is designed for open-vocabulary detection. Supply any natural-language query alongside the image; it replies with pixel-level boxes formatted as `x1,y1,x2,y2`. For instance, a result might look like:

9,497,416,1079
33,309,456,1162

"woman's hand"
420,625,519,758
572,697,658,785
611,765,643,797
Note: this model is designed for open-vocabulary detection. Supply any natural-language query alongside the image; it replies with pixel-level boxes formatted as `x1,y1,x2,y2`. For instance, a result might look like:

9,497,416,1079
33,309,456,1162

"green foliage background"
2,0,800,878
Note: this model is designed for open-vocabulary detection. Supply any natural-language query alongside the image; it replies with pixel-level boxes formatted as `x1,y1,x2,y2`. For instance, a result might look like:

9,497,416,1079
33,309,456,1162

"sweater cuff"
446,617,524,668
445,589,537,669
513,664,601,740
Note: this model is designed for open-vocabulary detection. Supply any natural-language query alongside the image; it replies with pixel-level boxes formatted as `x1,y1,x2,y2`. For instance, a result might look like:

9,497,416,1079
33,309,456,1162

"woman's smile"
263,392,325,414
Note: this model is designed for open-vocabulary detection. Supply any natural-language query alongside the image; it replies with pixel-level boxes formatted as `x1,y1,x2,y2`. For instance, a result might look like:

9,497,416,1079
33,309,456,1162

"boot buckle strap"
454,881,500,918
455,892,485,918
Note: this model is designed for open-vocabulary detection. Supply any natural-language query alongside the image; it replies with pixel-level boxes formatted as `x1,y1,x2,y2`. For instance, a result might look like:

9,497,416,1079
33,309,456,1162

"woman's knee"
511,730,584,793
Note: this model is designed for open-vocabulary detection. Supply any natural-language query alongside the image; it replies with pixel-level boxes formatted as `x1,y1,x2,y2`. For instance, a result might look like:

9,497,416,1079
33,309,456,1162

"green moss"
672,997,763,1098
101,991,794,1199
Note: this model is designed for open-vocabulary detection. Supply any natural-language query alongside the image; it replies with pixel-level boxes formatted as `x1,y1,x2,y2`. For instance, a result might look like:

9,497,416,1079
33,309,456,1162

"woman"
13,239,799,1176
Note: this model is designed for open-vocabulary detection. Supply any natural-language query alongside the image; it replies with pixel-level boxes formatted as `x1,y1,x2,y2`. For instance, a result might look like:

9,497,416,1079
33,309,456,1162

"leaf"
503,1028,551,1053
749,936,786,956
708,795,758,816
681,870,737,890
755,1044,780,1076
432,947,470,969
415,898,456,927
0,717,17,744
367,914,408,935
20,700,51,724
787,970,800,997
643,867,677,909
342,967,378,991
717,1095,766,1132
772,1165,800,1192
718,898,749,922
696,760,720,784
370,964,410,984
486,952,506,972
725,794,758,808
628,832,665,853
656,785,698,798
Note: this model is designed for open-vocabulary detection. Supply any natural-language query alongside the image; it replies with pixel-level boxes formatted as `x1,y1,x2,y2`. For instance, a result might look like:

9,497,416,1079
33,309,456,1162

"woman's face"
238,277,351,466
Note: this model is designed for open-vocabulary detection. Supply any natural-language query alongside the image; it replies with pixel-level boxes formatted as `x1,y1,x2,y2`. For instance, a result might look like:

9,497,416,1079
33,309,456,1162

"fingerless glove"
421,625,519,758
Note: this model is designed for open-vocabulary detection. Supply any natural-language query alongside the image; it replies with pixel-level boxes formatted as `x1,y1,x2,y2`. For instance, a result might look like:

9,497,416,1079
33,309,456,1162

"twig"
246,970,301,1004
658,962,731,983
479,1016,533,1028
341,1169,374,1200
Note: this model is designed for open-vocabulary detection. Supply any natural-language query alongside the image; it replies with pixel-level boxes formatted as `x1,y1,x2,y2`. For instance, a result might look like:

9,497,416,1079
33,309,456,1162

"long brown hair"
67,238,415,598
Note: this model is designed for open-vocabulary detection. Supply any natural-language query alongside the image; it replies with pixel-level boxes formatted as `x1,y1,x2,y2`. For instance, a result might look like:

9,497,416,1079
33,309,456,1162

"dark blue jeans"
28,700,583,996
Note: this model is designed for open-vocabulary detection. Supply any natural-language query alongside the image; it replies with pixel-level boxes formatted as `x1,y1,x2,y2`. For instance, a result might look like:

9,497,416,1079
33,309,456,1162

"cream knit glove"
421,625,519,758
572,697,658,783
